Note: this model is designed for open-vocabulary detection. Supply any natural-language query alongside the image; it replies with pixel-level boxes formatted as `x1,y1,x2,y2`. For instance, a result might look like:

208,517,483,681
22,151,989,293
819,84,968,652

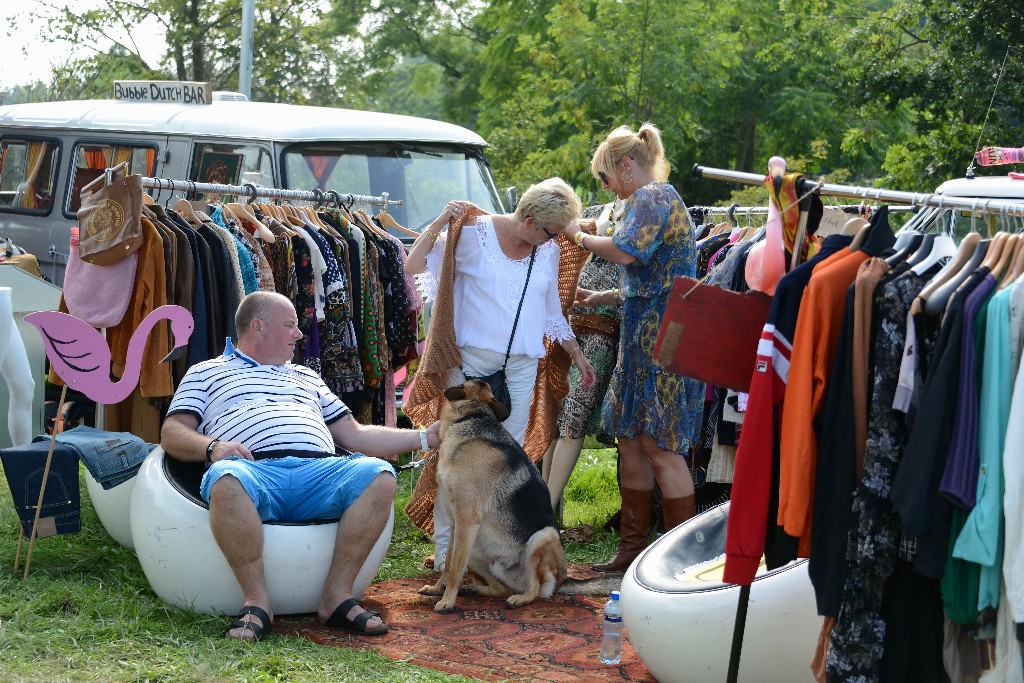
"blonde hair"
514,177,582,229
591,122,671,184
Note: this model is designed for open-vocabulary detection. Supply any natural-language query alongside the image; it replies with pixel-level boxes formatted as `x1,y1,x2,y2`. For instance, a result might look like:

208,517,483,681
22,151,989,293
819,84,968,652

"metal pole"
692,164,1024,218
726,584,751,683
239,0,254,99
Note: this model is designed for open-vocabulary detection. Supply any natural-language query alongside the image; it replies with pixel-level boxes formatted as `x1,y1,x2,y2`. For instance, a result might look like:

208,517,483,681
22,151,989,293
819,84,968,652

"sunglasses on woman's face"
598,171,609,185
541,226,561,240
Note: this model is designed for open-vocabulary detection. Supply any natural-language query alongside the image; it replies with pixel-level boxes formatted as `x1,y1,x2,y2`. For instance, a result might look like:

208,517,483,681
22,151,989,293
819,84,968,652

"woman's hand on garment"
440,201,469,223
573,355,598,389
575,287,615,307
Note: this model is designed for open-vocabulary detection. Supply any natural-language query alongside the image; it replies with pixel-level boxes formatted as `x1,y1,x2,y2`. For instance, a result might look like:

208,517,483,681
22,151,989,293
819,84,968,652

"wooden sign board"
113,81,212,105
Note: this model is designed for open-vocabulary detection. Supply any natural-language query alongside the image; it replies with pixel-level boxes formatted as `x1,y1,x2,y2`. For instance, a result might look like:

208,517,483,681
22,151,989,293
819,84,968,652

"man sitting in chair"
161,291,440,641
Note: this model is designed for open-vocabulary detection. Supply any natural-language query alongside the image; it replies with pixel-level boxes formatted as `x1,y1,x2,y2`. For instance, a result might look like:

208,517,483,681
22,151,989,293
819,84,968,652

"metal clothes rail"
140,175,403,209
691,204,917,217
692,164,1024,218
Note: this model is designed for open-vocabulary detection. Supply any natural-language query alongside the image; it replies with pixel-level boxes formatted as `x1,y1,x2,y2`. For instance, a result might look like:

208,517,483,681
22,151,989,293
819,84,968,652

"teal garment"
601,182,704,454
942,506,981,625
209,206,259,294
953,286,1012,611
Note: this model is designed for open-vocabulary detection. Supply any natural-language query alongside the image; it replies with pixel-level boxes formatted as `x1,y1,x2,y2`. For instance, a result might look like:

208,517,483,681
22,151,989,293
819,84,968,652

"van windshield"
283,143,502,235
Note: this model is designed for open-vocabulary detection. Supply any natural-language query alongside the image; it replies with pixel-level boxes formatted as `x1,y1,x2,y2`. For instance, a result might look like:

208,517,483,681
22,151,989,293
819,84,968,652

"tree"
11,0,367,105
834,0,1024,190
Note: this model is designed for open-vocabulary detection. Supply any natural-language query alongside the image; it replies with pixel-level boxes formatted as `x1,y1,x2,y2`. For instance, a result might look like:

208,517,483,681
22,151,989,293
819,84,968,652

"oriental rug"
275,570,655,682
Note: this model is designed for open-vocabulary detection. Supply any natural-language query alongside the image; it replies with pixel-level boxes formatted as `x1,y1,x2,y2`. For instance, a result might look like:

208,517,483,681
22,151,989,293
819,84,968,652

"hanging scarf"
766,173,821,267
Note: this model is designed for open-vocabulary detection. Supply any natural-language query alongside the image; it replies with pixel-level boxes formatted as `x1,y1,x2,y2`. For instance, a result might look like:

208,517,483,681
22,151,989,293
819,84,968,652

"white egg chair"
620,502,820,683
85,467,137,548
130,447,393,615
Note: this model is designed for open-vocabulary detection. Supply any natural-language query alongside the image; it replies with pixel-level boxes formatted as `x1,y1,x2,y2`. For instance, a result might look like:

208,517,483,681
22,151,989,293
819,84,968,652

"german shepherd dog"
419,379,567,613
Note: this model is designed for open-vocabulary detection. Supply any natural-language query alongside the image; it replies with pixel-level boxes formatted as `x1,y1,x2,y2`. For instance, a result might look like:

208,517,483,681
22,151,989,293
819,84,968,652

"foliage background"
2,0,1023,204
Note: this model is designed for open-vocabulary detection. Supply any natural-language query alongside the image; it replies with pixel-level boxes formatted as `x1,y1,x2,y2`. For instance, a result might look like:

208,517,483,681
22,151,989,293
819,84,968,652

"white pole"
239,0,254,99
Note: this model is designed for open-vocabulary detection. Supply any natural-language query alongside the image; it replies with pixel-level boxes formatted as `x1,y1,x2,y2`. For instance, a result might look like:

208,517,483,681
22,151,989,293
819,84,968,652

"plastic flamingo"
25,305,194,404
744,156,788,296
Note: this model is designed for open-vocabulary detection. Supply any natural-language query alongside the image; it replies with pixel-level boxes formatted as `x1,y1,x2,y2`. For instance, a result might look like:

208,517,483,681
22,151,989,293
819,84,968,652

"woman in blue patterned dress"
564,123,704,572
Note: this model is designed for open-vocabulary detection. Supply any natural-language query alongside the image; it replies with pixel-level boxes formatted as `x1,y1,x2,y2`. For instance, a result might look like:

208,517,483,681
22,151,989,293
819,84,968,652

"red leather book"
653,276,772,392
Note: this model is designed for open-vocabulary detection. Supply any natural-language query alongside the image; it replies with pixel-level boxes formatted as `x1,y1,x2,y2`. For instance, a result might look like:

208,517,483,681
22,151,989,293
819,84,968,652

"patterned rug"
276,570,655,682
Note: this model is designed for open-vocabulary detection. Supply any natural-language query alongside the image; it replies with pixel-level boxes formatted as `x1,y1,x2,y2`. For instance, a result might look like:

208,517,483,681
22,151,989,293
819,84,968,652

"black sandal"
324,597,389,635
225,605,274,641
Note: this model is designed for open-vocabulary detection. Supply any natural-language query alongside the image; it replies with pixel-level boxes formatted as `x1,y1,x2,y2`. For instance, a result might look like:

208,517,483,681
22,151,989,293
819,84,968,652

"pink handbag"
64,227,138,328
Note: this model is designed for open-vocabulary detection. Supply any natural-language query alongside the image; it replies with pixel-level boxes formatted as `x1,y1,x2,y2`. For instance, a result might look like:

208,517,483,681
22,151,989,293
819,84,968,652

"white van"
0,93,505,284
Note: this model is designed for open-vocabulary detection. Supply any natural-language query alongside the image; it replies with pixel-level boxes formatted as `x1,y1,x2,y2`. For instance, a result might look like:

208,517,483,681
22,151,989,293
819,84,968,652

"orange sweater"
777,247,866,553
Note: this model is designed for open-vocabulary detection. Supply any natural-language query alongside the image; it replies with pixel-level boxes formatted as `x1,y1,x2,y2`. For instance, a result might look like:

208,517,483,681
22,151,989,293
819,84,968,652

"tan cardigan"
403,212,589,534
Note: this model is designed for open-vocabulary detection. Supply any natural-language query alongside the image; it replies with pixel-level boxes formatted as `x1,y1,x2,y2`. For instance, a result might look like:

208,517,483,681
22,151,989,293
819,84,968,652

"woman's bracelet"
612,288,622,305
573,231,589,250
423,229,439,241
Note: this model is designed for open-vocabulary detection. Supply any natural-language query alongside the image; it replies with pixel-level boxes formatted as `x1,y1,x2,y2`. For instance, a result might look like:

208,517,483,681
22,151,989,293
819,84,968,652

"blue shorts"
199,454,396,523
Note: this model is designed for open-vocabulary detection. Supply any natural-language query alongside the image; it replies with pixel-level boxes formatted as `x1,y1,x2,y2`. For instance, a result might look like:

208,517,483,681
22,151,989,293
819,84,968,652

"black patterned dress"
826,268,936,682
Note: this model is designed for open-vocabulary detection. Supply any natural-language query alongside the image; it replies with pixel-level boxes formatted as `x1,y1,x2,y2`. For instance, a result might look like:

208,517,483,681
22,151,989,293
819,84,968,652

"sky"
2,1,166,89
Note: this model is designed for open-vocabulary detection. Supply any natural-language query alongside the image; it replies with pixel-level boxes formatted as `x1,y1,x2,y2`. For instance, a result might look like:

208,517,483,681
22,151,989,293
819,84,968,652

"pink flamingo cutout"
25,305,194,404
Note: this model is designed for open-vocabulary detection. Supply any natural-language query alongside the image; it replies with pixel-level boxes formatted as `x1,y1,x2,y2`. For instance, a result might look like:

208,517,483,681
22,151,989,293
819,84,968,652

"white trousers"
432,345,538,570
0,288,34,447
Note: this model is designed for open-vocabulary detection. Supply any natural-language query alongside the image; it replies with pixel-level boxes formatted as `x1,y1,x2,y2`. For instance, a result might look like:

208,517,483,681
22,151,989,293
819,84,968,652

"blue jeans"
42,426,151,490
1,440,81,535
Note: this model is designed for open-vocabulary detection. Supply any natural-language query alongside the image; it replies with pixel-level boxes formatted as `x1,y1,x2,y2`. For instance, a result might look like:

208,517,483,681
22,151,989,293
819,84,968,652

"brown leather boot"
593,488,653,572
662,494,697,531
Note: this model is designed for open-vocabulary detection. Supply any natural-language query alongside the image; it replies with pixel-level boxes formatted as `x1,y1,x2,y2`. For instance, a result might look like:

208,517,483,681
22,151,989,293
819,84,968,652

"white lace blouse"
420,215,574,359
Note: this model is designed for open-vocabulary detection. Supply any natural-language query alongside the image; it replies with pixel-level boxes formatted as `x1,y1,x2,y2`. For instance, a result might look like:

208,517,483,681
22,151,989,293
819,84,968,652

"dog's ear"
444,384,467,401
487,397,510,422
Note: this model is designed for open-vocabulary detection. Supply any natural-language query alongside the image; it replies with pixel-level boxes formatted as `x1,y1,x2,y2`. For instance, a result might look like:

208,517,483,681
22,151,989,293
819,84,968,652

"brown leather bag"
76,162,145,265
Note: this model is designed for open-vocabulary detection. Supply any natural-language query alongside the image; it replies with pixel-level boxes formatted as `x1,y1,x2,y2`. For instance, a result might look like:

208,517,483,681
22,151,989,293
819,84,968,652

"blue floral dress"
600,182,704,455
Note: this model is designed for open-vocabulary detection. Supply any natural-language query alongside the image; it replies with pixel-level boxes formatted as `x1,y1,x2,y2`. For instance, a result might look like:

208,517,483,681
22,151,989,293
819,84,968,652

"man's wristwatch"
418,429,430,452
205,439,220,464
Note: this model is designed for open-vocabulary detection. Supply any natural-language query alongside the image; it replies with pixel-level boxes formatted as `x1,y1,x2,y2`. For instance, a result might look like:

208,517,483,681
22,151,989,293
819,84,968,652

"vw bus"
0,91,505,285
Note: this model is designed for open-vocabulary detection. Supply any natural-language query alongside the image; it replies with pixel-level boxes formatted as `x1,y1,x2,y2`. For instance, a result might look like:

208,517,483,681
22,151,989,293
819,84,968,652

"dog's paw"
419,584,443,596
433,599,456,614
457,584,480,596
505,593,535,609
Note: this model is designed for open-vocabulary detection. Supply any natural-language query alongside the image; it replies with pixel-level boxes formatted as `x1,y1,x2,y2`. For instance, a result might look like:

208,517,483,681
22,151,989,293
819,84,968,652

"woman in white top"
406,177,597,569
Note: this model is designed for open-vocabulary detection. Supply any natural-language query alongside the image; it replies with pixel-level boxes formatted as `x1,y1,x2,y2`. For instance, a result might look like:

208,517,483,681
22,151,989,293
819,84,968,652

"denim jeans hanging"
1,441,81,536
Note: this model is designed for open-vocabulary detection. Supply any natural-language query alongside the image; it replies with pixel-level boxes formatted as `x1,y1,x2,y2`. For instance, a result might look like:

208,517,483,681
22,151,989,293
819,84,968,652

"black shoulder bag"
464,246,537,415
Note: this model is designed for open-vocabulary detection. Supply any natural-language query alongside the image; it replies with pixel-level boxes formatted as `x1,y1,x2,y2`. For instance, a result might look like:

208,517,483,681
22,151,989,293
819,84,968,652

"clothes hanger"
911,231,980,315
375,206,418,239
842,216,869,236
174,186,202,227
1003,217,1024,289
226,186,275,243
997,233,1022,289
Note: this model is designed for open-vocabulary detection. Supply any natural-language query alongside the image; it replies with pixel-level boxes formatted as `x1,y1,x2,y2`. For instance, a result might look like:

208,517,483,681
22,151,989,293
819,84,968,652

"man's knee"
209,473,252,506
369,471,397,500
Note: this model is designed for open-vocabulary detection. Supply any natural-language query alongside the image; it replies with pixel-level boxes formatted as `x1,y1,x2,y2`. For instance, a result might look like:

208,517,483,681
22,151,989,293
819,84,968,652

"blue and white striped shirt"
167,353,350,454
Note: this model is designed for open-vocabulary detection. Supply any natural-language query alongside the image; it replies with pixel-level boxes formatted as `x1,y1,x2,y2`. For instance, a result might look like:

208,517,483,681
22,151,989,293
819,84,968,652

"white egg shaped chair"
130,447,393,615
85,467,136,548
620,502,819,683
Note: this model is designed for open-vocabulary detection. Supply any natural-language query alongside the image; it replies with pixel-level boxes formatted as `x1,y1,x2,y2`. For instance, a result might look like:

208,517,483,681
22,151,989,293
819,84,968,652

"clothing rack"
140,175,403,209
690,204,917,219
692,164,1024,218
693,170,1024,683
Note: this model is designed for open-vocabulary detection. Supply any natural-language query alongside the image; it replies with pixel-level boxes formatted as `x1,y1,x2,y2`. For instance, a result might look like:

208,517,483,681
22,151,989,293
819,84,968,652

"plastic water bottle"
600,590,623,664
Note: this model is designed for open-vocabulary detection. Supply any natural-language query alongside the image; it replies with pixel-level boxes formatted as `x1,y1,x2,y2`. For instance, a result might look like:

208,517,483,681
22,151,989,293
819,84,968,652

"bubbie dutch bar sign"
113,80,212,105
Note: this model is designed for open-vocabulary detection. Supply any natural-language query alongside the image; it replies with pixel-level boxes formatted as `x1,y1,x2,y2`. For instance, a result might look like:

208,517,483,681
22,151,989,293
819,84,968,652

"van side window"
188,144,272,201
67,144,157,213
0,139,60,214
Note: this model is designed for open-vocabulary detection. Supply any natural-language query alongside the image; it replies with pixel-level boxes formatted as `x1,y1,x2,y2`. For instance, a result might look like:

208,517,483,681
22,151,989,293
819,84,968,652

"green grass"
0,446,621,682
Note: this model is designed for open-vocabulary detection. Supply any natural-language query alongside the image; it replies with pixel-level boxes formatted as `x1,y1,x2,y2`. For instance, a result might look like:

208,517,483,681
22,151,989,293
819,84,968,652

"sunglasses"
540,226,561,241
598,171,609,185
